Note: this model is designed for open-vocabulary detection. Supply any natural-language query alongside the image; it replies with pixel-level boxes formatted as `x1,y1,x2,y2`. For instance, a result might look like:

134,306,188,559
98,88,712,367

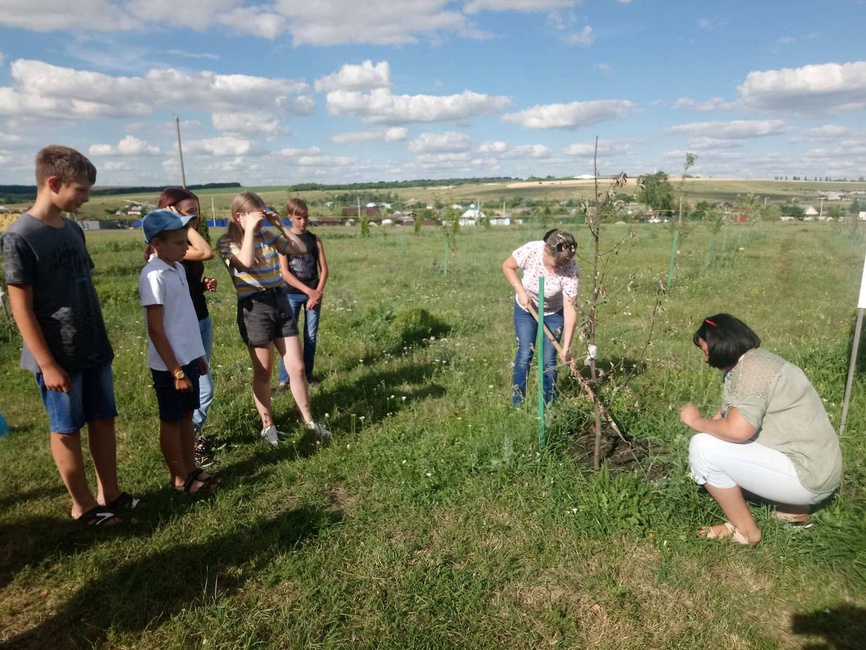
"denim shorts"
35,361,118,434
151,362,201,422
237,288,299,347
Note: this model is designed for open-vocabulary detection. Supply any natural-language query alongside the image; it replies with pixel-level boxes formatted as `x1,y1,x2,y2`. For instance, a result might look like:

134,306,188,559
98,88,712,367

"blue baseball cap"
142,209,195,243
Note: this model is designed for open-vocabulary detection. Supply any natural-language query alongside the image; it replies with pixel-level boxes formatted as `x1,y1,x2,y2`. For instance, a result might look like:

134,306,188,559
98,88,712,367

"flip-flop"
74,505,121,527
190,467,222,485
106,492,141,511
174,471,218,494
697,522,758,547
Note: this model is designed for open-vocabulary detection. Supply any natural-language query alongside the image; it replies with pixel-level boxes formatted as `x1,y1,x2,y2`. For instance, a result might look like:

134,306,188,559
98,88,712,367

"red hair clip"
705,319,718,326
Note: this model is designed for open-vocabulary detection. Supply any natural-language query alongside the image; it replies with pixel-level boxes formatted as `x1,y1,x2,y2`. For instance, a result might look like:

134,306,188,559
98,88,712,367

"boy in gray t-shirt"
1,145,138,527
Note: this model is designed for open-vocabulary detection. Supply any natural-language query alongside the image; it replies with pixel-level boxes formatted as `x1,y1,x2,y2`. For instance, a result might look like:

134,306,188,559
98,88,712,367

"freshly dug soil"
568,424,670,480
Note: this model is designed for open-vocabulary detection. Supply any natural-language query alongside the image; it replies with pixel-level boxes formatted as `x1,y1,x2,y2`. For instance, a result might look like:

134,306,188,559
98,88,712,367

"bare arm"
183,224,214,262
502,256,530,309
145,305,193,392
279,253,313,294
679,404,756,442
559,296,577,362
265,212,307,255
7,284,70,391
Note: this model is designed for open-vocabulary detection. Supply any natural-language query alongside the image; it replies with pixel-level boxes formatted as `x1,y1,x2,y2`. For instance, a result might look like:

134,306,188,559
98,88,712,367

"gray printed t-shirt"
1,214,113,373
722,347,842,494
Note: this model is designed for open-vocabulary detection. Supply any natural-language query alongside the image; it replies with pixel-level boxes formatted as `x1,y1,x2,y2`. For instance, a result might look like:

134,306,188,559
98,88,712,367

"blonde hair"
220,191,267,264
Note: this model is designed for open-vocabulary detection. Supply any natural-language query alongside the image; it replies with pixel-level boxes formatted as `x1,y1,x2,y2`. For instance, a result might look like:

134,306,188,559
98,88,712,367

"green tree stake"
705,232,714,265
722,224,728,253
667,229,679,289
444,238,449,275
537,276,545,450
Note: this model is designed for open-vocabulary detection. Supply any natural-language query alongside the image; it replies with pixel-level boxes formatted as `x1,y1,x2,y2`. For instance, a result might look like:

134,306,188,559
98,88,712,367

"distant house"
342,207,381,217
490,216,511,226
459,208,486,226
799,205,819,216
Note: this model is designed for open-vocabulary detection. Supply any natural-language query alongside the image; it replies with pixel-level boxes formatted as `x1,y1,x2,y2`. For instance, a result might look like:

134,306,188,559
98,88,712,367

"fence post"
537,277,545,449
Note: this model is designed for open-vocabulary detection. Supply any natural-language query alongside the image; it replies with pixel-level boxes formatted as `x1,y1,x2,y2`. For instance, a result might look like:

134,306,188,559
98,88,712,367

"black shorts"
237,288,299,347
151,362,201,422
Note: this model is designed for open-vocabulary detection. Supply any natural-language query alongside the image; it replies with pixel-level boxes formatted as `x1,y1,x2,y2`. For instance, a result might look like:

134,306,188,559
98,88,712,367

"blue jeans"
193,316,214,431
35,361,117,433
278,293,321,384
512,303,564,407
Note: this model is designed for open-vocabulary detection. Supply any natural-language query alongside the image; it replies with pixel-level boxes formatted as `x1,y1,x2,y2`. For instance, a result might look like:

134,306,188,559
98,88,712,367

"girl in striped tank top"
217,192,331,445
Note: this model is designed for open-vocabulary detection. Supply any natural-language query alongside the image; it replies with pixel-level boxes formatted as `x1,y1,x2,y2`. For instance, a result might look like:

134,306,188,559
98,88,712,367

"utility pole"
175,115,187,188
819,196,824,219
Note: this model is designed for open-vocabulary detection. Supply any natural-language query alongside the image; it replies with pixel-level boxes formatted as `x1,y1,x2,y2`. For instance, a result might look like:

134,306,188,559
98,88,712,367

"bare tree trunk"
590,138,603,471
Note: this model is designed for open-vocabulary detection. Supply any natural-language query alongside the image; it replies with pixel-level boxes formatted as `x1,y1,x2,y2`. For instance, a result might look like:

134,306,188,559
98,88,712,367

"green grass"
1,221,865,648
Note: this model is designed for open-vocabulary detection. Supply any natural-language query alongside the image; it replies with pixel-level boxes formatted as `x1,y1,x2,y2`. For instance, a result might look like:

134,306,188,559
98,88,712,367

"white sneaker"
306,421,331,439
260,425,280,446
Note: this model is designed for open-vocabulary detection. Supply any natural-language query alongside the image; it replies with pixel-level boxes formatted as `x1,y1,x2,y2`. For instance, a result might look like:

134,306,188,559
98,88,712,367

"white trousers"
688,433,832,506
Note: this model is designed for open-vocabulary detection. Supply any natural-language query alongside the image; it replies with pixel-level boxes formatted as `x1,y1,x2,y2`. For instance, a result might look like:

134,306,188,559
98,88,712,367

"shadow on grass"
309,361,446,432
1,505,341,649
791,604,866,650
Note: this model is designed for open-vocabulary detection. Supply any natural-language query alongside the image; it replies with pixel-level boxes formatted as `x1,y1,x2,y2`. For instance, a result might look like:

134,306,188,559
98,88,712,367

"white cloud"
315,61,391,93
502,99,636,129
326,87,512,124
563,140,634,157
504,144,553,159
164,49,220,61
464,0,575,14
125,0,238,30
738,61,866,114
409,131,474,153
273,146,355,167
596,63,613,75
565,25,594,46
330,127,408,144
213,6,288,40
273,0,466,46
799,125,850,140
212,112,287,137
89,135,161,156
0,59,313,123
668,119,789,139
698,17,728,31
478,140,508,153
185,136,260,156
0,0,140,32
685,137,743,150
673,97,736,111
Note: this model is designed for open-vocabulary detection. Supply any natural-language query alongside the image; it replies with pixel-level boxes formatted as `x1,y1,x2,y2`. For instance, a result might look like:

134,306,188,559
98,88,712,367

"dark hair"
542,229,577,265
693,313,761,369
35,145,97,186
158,187,199,212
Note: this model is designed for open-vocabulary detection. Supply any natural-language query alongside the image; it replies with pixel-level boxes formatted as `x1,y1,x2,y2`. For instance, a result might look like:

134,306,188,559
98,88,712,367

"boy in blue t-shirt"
1,145,139,526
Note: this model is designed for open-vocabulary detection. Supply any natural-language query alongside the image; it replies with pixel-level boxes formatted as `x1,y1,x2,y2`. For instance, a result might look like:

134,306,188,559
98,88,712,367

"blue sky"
1,0,864,186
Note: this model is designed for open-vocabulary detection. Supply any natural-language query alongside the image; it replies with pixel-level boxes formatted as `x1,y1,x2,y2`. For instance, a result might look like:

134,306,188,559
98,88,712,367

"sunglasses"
555,242,576,253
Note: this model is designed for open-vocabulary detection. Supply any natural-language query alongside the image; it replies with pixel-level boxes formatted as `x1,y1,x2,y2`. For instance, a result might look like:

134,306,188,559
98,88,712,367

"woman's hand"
680,403,702,429
558,347,573,364
516,288,531,310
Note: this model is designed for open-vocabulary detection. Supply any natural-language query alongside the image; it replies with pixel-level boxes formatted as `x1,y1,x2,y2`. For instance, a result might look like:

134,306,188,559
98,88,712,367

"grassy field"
1,220,865,648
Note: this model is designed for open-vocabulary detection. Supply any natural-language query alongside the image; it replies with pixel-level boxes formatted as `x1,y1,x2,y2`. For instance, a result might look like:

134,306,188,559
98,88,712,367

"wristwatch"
173,369,186,380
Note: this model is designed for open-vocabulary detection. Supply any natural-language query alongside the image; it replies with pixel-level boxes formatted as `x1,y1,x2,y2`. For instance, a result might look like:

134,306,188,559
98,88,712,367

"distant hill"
0,181,242,203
